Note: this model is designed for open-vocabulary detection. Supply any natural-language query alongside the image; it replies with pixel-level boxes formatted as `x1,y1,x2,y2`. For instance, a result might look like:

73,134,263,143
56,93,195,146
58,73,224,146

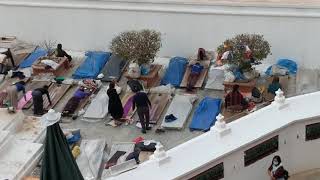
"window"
306,122,320,141
189,162,224,180
244,136,278,166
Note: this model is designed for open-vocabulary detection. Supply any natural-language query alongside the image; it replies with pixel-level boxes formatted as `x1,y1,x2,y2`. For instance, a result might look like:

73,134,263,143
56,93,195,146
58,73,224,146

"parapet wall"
114,90,320,180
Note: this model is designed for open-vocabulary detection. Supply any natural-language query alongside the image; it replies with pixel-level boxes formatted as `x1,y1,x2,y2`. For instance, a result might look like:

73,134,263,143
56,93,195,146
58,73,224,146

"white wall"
1,0,320,68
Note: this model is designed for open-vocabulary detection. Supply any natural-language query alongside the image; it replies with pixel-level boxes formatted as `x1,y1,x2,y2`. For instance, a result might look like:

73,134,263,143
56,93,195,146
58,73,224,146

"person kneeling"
32,85,52,116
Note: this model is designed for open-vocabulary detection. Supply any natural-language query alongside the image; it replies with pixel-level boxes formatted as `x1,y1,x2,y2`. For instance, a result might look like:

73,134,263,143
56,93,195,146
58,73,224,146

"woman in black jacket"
107,81,123,121
268,155,289,180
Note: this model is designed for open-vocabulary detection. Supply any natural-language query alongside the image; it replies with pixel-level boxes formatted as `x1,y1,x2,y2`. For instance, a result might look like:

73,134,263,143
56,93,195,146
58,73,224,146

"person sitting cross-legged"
225,85,248,112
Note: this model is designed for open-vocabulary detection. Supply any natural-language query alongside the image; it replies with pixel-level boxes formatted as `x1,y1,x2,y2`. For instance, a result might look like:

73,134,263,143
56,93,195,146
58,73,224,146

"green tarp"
41,123,84,180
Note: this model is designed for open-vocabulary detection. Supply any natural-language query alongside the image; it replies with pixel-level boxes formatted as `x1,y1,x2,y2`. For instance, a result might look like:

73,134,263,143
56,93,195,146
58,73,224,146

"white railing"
113,90,320,180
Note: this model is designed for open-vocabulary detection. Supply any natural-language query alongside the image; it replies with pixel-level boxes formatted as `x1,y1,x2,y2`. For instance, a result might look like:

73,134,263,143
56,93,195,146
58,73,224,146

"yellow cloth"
72,146,81,159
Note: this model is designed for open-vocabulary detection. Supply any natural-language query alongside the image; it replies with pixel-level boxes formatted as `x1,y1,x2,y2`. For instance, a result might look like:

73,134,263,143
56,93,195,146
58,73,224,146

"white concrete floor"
23,56,320,177
290,169,320,180
22,58,320,151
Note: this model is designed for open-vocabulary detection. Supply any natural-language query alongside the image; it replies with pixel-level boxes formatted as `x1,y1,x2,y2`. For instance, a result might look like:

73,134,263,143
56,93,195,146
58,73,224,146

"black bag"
252,87,261,98
283,169,290,179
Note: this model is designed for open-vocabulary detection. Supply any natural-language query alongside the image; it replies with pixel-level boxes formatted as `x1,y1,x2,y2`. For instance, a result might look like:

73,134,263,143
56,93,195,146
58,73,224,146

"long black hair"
272,155,282,165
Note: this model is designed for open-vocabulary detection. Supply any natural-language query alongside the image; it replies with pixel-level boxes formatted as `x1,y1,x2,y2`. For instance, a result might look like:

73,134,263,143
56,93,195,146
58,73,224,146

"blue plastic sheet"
265,59,298,76
189,97,221,131
72,51,111,79
19,47,47,68
161,57,188,87
67,131,81,145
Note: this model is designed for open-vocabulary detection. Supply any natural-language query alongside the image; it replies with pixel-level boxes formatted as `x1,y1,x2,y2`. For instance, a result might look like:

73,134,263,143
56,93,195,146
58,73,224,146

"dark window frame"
244,136,279,167
306,122,320,141
189,162,224,180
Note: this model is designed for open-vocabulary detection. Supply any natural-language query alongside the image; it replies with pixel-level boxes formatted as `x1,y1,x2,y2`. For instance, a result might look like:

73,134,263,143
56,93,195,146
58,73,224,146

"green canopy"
41,123,84,180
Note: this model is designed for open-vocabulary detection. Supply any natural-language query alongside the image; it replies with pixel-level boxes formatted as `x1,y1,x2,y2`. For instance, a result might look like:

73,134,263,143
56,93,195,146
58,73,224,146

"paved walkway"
290,169,320,180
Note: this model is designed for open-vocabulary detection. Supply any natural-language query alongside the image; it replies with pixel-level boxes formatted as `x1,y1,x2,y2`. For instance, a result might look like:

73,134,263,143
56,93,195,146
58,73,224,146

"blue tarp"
234,68,246,80
265,59,298,76
161,57,188,87
189,97,221,132
72,51,111,79
19,47,47,68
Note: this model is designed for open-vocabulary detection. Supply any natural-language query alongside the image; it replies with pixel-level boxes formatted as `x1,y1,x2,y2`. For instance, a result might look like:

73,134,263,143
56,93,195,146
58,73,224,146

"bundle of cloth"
265,59,297,76
189,97,221,131
161,57,188,87
19,47,47,68
72,51,111,79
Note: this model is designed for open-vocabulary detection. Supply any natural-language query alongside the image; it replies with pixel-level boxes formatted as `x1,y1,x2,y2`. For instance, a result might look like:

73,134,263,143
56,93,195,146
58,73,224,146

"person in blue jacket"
187,63,204,91
268,76,282,95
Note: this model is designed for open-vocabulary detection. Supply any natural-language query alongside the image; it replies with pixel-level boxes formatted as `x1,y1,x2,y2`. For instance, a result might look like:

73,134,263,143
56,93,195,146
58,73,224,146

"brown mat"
180,67,209,88
32,57,69,76
23,81,52,109
148,93,171,124
43,83,72,110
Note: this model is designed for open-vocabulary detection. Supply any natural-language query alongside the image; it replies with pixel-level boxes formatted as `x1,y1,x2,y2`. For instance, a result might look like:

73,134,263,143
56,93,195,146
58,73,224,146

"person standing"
32,85,52,115
107,81,123,121
268,155,289,180
132,91,151,134
5,81,26,112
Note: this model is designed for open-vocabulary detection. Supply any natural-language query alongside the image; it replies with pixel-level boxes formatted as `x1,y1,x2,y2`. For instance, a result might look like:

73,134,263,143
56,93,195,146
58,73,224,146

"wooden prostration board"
148,93,171,124
23,81,52,109
180,59,210,88
180,67,209,88
43,83,72,110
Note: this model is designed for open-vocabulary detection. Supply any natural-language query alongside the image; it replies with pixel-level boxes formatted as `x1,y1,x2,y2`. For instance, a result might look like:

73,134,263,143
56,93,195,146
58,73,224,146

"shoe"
146,127,152,130
155,129,165,133
141,129,146,134
165,114,177,122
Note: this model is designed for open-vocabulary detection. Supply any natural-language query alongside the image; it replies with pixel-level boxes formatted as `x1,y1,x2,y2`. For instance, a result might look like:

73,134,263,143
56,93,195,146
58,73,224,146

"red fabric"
247,102,256,111
225,91,244,108
244,50,252,59
132,136,144,144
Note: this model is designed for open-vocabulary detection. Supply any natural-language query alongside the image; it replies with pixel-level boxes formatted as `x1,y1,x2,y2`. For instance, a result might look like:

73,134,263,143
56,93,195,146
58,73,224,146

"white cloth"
76,139,106,180
205,68,225,90
82,87,109,121
224,70,236,82
41,109,61,127
0,48,8,53
41,59,59,70
149,84,175,94
161,94,197,129
221,51,230,60
0,54,7,63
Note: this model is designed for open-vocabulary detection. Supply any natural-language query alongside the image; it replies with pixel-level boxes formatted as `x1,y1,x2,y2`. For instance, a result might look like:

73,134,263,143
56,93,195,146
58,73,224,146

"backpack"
283,169,290,180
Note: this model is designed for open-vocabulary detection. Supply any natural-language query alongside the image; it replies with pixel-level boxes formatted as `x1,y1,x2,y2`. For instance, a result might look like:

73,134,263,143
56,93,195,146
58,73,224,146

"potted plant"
39,40,57,57
216,34,271,81
110,29,162,77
